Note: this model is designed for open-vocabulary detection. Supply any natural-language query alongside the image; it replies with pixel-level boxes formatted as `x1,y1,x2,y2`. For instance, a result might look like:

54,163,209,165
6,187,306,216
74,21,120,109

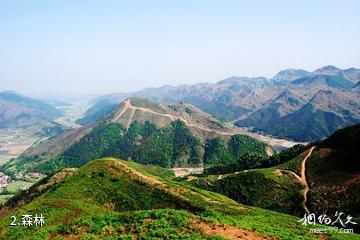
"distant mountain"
291,74,354,90
312,65,343,75
271,68,310,84
235,66,360,141
0,91,62,129
76,99,118,125
86,76,278,122
3,97,269,174
344,67,360,83
86,66,360,141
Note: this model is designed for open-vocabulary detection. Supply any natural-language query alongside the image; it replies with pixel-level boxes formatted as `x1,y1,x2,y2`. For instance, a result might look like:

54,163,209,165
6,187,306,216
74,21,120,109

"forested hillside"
3,120,268,175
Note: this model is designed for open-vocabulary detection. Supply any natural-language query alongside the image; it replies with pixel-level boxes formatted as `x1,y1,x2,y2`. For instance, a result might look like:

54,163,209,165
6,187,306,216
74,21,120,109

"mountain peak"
272,68,309,83
110,97,232,139
313,65,342,75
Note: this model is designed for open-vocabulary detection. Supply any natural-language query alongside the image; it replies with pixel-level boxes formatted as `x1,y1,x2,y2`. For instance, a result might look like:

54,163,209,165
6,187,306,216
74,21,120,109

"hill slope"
185,124,360,226
235,67,360,141
2,98,269,175
110,97,233,139
0,158,339,239
0,91,62,129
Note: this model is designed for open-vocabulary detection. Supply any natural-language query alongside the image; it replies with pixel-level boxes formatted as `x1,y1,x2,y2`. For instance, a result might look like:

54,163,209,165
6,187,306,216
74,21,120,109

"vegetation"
203,139,298,175
204,137,234,165
188,124,360,230
262,144,307,169
130,97,166,113
236,103,353,141
17,120,202,173
182,96,250,121
189,168,305,217
203,135,267,167
325,75,355,89
306,124,360,231
0,158,343,239
5,120,268,175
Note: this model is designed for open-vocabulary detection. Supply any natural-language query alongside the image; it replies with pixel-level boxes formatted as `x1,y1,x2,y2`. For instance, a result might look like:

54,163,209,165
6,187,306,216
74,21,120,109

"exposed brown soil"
192,220,278,240
277,146,316,214
112,99,234,136
37,168,77,192
318,148,332,158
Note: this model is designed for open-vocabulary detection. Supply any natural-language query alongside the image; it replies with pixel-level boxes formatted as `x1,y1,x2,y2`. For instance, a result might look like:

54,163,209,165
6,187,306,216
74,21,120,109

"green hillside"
0,158,341,239
183,124,360,232
236,103,357,141
188,168,305,216
3,120,267,175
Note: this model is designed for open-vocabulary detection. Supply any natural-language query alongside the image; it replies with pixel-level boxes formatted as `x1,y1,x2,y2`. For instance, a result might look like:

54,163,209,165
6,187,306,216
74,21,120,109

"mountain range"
0,81,359,238
2,97,269,174
0,91,62,129
82,65,360,141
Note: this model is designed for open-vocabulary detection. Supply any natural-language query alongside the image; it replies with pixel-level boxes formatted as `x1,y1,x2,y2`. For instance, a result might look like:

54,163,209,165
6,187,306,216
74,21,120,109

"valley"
233,126,306,150
53,100,89,128
0,99,89,166
0,96,90,202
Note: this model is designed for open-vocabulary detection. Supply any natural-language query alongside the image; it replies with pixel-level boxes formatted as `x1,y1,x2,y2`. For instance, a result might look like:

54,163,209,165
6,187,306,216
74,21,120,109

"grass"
0,194,13,205
123,160,175,179
186,167,305,217
129,97,167,113
0,157,358,239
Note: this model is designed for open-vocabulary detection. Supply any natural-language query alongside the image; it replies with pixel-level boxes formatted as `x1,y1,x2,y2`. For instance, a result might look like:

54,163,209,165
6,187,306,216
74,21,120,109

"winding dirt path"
278,146,315,214
112,99,233,136
112,99,131,122
127,108,136,127
300,146,315,214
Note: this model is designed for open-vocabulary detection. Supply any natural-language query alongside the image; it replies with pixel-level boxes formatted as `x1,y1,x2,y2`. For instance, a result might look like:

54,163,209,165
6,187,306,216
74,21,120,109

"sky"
0,0,359,97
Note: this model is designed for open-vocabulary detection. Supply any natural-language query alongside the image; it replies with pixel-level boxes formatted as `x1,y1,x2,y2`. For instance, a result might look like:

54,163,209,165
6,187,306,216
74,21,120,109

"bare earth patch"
37,168,77,192
192,220,277,240
318,148,332,158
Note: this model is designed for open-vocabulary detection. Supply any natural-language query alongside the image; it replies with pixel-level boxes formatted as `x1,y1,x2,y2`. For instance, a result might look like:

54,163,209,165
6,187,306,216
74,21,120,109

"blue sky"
0,0,359,97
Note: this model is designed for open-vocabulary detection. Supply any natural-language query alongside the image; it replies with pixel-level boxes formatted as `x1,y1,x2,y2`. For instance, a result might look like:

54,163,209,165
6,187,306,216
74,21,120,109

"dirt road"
278,146,316,214
112,99,233,136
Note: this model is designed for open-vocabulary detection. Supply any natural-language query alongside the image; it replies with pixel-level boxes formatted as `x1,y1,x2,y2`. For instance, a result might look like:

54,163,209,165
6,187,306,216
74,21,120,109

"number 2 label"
10,216,17,226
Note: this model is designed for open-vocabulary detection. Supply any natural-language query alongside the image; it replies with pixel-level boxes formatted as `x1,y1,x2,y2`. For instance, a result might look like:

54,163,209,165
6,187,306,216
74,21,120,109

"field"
54,100,89,128
0,128,43,166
